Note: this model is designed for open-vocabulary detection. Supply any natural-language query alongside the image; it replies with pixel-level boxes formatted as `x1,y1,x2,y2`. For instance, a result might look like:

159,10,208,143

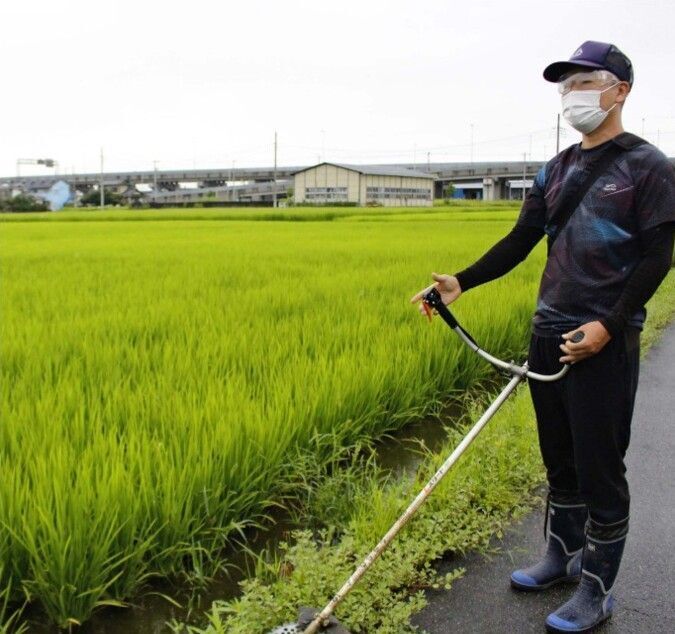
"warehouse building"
292,162,435,206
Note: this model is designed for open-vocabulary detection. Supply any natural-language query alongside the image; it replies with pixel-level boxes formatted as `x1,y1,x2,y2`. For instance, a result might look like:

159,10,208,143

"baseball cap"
543,41,634,86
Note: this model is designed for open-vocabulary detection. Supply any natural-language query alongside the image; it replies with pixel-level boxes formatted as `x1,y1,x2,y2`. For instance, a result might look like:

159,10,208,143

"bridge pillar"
482,177,495,201
496,178,509,200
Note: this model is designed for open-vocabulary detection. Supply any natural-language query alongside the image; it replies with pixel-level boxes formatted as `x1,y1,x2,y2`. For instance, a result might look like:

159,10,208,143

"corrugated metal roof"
292,162,436,179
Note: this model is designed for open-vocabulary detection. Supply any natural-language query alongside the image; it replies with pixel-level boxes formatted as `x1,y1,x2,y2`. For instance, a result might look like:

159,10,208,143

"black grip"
570,331,585,343
422,287,459,329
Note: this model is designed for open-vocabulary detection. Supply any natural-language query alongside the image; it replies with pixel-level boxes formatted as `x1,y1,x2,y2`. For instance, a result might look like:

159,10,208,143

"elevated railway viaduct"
2,158,673,204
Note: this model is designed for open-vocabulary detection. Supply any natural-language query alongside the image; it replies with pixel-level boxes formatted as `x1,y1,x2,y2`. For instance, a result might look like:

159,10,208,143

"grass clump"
0,567,27,634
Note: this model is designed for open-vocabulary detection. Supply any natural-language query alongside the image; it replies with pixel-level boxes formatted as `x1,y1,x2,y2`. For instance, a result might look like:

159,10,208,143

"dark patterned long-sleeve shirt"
455,137,675,336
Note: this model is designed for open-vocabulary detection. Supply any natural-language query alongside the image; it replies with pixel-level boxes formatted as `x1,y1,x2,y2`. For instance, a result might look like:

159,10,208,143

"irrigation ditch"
15,399,468,634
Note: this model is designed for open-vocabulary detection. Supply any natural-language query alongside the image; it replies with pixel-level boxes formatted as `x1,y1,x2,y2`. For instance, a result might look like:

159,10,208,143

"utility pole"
641,117,645,137
556,114,561,154
99,147,105,209
522,152,527,201
153,160,159,193
273,130,278,208
427,151,430,172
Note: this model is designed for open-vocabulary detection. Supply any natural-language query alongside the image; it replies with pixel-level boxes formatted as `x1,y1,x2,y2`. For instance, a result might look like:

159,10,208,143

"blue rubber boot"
510,498,587,591
545,533,626,632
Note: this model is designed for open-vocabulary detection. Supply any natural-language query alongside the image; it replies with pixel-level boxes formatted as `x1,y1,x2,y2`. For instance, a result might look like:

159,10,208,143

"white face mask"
561,83,619,135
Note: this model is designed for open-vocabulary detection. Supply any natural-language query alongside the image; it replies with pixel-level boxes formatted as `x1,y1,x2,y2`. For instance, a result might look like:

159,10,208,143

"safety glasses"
557,69,619,95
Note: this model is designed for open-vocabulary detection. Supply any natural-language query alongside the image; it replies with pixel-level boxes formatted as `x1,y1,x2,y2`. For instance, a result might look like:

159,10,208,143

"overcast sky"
2,0,673,176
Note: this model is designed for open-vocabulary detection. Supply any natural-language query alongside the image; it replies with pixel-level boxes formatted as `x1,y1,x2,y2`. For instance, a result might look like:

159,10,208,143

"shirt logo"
573,47,583,57
603,183,618,192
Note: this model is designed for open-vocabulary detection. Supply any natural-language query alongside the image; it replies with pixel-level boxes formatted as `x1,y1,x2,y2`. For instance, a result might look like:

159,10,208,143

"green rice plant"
0,565,27,634
0,203,521,225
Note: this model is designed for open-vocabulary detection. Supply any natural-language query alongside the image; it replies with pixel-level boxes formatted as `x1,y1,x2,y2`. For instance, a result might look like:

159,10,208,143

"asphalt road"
411,323,675,634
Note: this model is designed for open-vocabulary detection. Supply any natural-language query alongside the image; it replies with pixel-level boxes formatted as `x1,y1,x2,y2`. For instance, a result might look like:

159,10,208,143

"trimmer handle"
420,285,570,382
422,287,459,329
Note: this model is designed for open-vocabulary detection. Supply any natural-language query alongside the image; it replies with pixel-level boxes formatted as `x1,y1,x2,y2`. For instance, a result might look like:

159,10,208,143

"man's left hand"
559,321,612,364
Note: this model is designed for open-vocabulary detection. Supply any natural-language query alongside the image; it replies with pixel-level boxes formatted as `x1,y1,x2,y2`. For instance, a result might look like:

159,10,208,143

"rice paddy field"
1,202,552,630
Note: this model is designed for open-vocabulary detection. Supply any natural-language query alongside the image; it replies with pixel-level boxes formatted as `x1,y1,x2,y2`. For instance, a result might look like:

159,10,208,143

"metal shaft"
303,368,526,634
453,326,569,382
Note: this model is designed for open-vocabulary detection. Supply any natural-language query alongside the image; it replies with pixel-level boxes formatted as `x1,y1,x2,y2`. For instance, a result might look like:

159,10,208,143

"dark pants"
527,328,641,538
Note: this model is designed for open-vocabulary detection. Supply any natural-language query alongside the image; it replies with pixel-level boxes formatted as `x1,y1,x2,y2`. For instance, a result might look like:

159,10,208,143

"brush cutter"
270,288,581,634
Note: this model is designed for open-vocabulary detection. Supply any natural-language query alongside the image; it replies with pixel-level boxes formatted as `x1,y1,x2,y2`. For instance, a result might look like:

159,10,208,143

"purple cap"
543,41,634,85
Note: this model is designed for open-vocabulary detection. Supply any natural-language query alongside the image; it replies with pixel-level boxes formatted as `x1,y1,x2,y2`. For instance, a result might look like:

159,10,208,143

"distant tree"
2,194,49,212
442,183,456,201
79,189,122,206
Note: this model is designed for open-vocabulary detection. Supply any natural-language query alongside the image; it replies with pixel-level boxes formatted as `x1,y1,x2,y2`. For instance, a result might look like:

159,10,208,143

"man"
411,41,674,632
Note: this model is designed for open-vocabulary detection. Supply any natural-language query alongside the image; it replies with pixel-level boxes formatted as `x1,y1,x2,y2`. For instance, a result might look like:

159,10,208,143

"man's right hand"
410,272,462,317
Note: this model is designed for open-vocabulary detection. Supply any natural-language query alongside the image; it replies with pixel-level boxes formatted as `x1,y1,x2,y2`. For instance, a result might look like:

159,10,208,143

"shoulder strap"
547,132,648,250
611,131,648,150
